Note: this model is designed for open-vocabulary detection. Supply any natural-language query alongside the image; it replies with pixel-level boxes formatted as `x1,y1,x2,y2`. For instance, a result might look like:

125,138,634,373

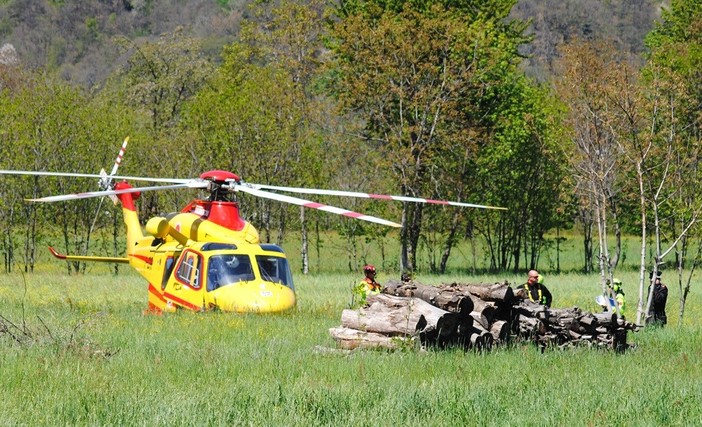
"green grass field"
1,264,700,426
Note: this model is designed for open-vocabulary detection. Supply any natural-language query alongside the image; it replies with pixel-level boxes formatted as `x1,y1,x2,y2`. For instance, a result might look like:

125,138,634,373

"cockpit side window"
256,256,294,290
207,254,254,291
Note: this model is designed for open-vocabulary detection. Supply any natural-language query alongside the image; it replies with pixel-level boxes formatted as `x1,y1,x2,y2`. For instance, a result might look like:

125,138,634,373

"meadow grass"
1,266,701,426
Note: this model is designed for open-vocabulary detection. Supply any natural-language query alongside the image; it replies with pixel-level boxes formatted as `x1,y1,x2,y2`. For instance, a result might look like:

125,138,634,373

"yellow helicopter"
0,138,505,314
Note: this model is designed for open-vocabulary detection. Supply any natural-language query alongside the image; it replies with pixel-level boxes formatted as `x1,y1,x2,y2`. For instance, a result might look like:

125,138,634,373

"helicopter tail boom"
48,246,129,264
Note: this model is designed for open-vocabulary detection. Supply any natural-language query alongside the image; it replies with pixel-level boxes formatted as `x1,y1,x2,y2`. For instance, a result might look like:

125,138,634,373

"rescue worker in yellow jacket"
609,278,626,316
523,270,552,307
352,264,382,308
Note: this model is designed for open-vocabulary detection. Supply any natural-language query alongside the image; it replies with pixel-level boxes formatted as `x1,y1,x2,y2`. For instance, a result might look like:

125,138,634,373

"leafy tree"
0,71,108,272
330,0,564,273
111,29,214,217
473,76,566,272
115,29,212,138
634,0,702,324
182,0,333,267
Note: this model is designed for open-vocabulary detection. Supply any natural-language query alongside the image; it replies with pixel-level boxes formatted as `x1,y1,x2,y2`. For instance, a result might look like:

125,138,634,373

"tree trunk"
400,202,411,273
408,203,423,271
583,217,593,273
300,206,309,275
635,163,648,326
439,211,460,274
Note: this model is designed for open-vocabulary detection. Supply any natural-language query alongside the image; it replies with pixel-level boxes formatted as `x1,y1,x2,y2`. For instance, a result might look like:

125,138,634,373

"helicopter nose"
212,282,295,313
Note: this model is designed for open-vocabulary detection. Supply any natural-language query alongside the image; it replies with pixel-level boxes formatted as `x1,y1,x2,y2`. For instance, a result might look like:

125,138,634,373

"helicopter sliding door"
168,249,205,311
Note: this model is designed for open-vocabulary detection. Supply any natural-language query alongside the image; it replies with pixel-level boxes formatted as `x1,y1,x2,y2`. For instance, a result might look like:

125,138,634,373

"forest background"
1,0,701,326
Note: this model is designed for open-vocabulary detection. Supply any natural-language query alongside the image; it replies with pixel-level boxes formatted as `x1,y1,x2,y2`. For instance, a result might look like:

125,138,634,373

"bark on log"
383,280,474,315
329,327,410,350
515,301,548,318
467,297,499,323
340,294,459,339
592,312,617,326
341,298,420,336
445,282,514,303
518,314,545,336
469,332,494,350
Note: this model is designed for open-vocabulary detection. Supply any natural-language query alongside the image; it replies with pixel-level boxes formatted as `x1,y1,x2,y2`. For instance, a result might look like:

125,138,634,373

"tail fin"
114,181,144,250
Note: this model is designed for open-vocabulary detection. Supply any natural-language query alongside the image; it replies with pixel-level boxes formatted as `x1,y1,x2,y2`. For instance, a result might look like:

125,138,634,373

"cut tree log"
444,282,514,303
329,327,412,350
383,280,474,315
470,311,489,329
331,279,637,352
489,320,510,342
340,293,459,341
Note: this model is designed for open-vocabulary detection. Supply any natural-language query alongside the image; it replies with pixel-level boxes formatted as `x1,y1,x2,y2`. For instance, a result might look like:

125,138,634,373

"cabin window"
256,256,294,290
207,254,254,291
175,251,202,289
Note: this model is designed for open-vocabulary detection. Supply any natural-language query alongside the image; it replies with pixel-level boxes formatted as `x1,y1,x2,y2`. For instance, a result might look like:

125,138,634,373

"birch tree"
633,0,702,325
555,40,627,290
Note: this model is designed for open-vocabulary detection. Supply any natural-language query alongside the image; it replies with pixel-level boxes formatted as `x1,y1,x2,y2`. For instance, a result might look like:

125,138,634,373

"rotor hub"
200,170,240,183
200,170,241,201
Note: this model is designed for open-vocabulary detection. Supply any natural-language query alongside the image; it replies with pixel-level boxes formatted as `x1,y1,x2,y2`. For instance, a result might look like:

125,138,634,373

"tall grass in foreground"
1,270,700,426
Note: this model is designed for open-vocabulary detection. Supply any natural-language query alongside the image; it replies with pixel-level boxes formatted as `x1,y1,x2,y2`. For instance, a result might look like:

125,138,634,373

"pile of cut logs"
329,279,637,352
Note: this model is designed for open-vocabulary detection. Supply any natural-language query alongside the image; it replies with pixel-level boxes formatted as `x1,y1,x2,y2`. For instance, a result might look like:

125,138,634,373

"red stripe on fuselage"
148,283,166,303
129,254,153,265
163,292,202,311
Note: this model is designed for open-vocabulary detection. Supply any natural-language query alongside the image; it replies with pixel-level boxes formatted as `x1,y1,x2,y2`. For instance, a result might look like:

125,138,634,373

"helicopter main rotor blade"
235,185,401,228
0,170,190,184
249,184,507,211
27,182,208,203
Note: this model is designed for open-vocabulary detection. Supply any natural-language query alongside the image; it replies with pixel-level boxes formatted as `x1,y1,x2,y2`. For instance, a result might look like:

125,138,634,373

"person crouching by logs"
522,269,552,308
351,264,382,308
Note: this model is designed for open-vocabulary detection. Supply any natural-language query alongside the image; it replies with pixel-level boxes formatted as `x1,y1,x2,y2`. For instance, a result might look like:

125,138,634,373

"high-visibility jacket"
523,283,552,307
615,291,626,314
360,277,381,294
352,277,381,307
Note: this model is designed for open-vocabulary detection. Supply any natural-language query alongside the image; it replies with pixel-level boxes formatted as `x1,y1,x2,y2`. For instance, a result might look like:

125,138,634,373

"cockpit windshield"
207,254,255,291
256,255,294,290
